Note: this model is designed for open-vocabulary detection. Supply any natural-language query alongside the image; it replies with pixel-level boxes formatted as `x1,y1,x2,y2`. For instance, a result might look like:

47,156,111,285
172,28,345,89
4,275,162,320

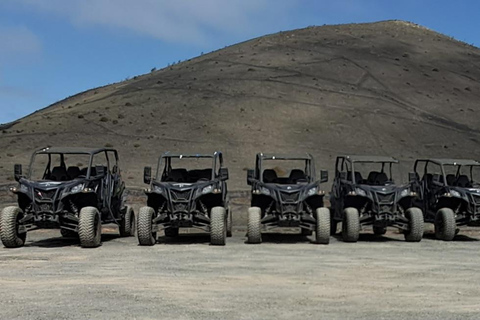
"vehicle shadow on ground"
25,233,120,248
332,232,404,243
156,233,212,245
422,232,479,242
256,232,313,244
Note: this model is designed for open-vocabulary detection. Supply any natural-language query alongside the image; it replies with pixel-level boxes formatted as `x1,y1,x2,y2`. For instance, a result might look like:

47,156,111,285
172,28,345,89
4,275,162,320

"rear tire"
315,207,330,244
210,206,226,246
78,207,102,248
137,206,157,246
226,206,233,237
119,206,135,237
247,207,262,244
342,207,360,242
373,227,387,235
404,207,424,242
0,206,26,248
435,208,456,241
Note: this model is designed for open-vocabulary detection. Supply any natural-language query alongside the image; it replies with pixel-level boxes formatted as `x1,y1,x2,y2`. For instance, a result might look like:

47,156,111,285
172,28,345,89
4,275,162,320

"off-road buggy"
138,152,230,246
0,147,135,248
330,155,424,242
246,153,330,244
410,159,480,241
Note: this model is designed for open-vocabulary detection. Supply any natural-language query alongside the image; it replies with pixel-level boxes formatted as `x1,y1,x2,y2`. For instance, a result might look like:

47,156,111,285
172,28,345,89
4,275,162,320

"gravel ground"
1,226,480,320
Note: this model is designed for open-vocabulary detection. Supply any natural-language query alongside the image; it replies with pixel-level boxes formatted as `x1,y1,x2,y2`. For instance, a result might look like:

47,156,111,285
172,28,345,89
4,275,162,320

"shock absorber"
70,200,79,216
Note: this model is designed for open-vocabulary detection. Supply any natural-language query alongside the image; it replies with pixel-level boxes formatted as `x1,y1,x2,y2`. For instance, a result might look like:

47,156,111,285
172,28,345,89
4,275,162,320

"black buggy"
0,147,135,248
410,159,480,241
246,153,330,244
330,156,424,242
138,152,230,246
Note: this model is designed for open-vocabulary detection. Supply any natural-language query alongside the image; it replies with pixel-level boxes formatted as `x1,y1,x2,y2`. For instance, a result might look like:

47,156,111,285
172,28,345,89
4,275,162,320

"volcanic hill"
1,20,480,190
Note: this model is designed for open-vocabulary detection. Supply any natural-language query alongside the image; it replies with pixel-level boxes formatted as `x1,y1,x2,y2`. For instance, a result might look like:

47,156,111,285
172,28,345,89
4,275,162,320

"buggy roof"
343,155,398,163
34,147,114,155
160,151,220,158
258,153,313,160
417,159,480,166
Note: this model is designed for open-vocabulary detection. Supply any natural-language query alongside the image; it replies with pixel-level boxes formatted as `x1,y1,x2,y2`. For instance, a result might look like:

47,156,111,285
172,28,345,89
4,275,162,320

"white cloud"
0,25,42,61
14,0,295,46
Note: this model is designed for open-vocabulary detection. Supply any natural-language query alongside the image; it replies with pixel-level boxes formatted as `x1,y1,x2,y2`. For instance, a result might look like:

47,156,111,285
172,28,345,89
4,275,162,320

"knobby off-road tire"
315,207,330,244
165,227,179,237
137,206,157,246
78,207,102,248
210,207,227,245
247,207,262,244
373,227,387,235
119,206,135,237
435,207,456,241
0,206,26,248
404,207,424,242
61,228,78,238
226,206,233,238
342,207,360,242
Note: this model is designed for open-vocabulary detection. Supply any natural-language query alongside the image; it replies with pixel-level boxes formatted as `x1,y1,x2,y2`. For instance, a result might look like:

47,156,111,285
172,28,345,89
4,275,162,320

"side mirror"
14,164,23,181
219,168,229,181
144,166,152,184
432,174,443,186
320,170,328,183
339,172,347,180
247,169,255,185
408,172,417,182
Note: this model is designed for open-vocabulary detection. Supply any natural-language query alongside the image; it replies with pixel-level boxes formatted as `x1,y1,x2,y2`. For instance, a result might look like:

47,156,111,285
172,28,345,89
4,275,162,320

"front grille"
280,192,299,202
377,193,395,203
35,189,57,201
173,203,188,212
171,190,191,201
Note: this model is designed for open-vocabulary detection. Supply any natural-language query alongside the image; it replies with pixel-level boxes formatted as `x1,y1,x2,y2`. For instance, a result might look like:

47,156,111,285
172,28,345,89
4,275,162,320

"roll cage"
335,155,398,186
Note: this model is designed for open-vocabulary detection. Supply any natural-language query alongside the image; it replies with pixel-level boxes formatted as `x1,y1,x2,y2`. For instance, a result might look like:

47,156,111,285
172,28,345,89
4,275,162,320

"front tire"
78,207,102,248
315,207,330,244
247,207,262,244
404,207,424,242
137,206,157,246
342,207,360,242
210,206,226,246
435,208,456,241
119,206,135,237
0,206,26,248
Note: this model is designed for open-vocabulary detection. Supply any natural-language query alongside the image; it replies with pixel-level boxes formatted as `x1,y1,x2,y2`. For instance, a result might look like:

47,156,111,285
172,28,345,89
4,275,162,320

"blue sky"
1,0,479,124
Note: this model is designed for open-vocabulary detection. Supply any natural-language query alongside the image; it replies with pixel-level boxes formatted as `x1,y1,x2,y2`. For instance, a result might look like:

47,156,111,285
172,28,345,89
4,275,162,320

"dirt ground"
1,224,480,320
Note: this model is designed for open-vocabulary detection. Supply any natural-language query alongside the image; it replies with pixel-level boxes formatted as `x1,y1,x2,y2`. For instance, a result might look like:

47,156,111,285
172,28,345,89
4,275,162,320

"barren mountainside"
1,20,480,190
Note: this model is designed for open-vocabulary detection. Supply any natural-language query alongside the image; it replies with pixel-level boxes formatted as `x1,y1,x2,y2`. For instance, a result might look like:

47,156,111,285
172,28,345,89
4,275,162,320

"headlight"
355,188,367,197
71,184,85,194
153,185,164,194
202,185,213,194
260,187,271,196
20,184,29,193
307,187,318,196
400,189,410,198
450,190,461,198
